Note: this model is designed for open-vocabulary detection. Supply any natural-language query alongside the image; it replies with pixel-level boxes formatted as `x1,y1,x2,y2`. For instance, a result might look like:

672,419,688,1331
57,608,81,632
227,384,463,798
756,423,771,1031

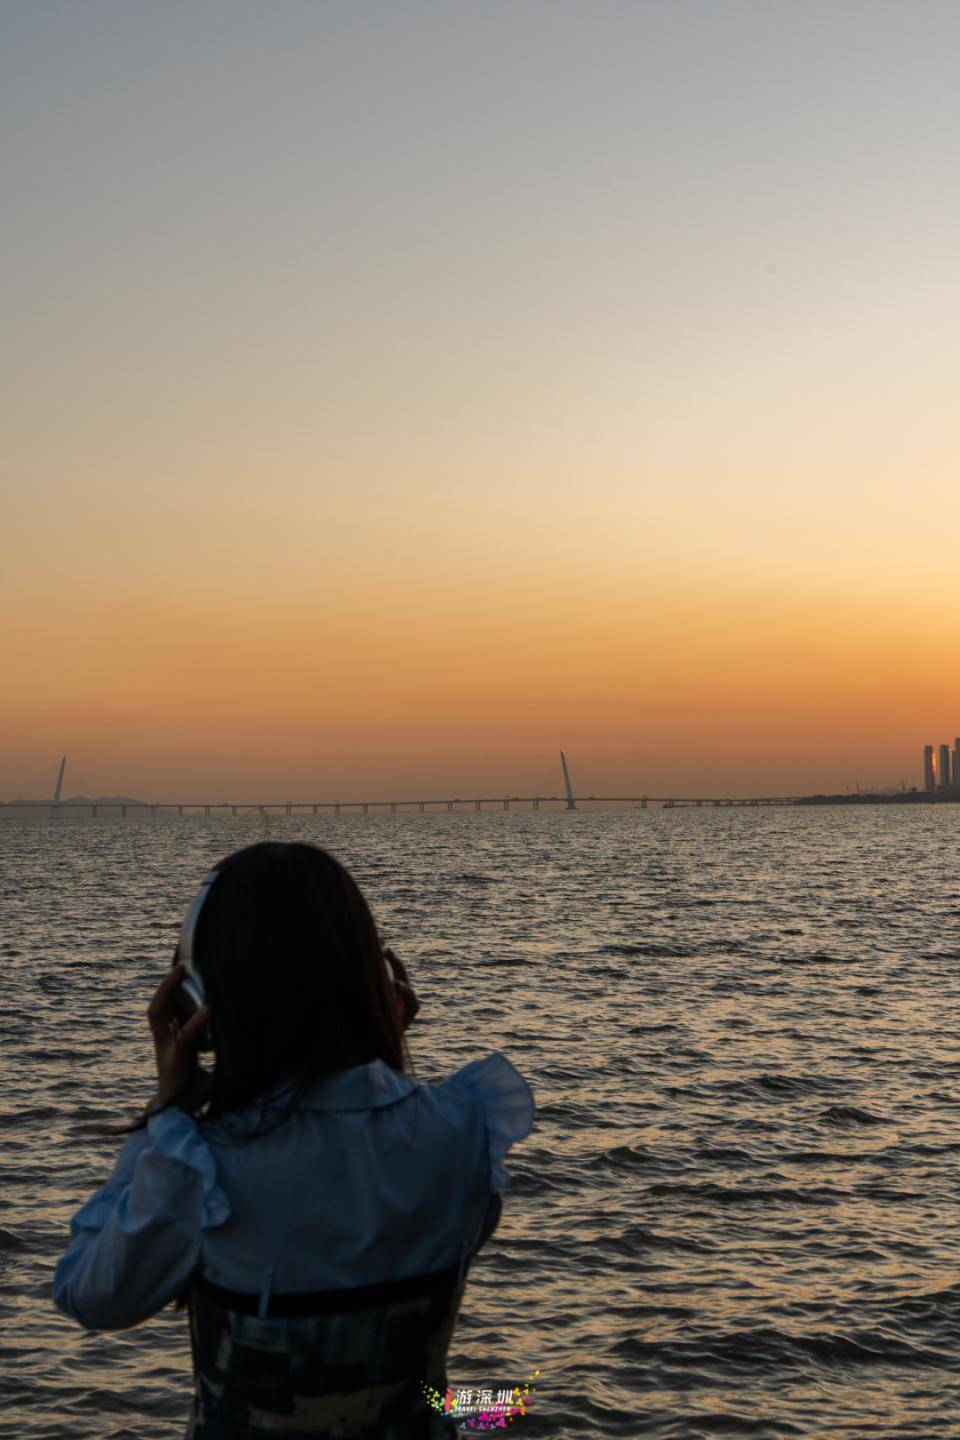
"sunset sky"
3,1,960,800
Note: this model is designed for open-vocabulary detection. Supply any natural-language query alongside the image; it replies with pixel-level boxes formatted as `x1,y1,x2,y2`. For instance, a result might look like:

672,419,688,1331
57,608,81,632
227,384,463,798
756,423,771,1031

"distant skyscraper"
939,743,951,791
954,740,960,788
924,745,935,794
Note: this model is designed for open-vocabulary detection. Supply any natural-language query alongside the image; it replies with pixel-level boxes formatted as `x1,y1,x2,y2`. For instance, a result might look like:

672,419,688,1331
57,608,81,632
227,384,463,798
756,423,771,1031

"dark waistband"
193,1264,463,1318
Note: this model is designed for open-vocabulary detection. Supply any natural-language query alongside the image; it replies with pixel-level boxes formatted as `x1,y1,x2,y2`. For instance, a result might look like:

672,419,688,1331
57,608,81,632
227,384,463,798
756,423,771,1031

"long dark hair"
195,842,406,1120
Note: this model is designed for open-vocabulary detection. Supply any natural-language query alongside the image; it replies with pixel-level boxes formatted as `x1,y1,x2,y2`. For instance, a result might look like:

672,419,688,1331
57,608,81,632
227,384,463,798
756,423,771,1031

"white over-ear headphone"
178,868,220,1011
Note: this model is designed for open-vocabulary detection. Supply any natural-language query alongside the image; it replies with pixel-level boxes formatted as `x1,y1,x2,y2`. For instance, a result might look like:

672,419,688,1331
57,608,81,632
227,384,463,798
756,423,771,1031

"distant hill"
0,794,149,809
61,795,149,806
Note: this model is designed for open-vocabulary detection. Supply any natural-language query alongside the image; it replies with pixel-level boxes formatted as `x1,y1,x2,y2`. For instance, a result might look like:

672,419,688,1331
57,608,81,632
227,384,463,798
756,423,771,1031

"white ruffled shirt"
53,1052,534,1331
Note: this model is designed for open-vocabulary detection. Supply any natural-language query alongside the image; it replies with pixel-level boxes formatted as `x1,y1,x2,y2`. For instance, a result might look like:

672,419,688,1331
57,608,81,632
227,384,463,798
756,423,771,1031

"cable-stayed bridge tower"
560,751,577,811
53,755,67,810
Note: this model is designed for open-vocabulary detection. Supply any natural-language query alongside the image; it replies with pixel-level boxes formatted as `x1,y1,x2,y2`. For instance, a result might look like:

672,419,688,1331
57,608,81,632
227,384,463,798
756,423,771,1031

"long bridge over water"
1,753,806,818
3,794,802,817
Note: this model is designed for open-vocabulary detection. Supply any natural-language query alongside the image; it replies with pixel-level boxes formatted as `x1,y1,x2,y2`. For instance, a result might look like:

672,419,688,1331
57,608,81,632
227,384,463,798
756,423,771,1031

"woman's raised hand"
145,964,214,1113
384,947,421,1032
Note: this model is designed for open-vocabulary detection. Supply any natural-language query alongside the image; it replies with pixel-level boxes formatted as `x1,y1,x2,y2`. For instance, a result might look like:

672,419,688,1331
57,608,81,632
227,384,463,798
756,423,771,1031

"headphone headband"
179,868,220,975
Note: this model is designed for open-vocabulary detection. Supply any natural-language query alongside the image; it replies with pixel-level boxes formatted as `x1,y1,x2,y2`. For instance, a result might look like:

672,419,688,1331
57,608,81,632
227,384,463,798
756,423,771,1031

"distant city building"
924,745,935,794
954,740,960,788
940,744,952,791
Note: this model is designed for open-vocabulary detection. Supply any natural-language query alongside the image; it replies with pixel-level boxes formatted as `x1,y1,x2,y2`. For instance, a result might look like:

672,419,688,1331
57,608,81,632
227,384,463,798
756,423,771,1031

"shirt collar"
262,1059,418,1113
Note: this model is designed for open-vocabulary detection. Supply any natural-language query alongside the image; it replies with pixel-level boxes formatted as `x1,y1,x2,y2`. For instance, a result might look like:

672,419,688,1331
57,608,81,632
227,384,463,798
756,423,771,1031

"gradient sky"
3,1,959,800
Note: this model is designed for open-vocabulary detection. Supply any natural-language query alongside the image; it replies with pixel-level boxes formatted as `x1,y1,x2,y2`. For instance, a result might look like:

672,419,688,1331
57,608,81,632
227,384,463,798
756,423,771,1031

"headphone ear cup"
173,973,214,1053
181,973,206,1010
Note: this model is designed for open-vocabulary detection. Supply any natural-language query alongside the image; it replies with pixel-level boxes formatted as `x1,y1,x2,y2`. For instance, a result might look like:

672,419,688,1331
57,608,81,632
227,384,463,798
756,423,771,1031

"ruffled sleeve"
145,1108,231,1227
449,1053,535,1190
53,1107,230,1331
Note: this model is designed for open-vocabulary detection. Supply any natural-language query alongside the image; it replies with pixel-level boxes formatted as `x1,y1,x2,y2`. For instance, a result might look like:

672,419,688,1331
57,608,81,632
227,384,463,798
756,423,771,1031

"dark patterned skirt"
184,1267,465,1439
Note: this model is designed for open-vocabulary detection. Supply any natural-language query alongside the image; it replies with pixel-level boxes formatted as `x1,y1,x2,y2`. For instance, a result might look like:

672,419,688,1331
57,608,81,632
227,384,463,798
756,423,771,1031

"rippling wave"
3,807,960,1438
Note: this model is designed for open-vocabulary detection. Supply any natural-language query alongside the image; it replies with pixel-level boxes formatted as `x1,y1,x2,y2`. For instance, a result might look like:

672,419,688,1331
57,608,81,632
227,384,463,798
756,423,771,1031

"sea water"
2,808,959,1439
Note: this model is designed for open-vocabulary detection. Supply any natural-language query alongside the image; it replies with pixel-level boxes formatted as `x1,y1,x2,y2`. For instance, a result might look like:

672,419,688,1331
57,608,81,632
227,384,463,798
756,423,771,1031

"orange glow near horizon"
4,562,958,799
